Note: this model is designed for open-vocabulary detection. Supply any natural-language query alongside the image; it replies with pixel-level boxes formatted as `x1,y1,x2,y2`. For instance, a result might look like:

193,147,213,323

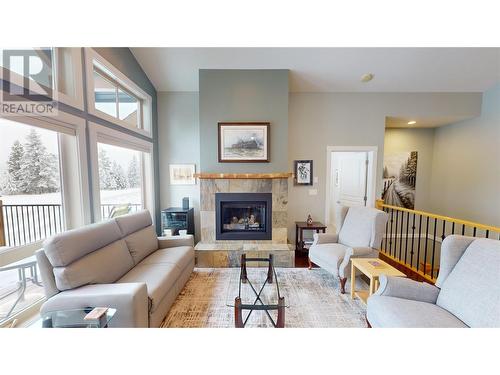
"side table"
295,221,327,252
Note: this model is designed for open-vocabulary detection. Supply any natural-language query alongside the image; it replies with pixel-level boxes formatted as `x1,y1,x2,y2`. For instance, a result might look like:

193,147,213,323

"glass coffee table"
226,254,287,328
38,308,116,328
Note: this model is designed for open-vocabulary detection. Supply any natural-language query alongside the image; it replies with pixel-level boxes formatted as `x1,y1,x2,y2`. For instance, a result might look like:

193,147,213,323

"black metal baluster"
404,211,410,264
37,205,42,241
461,224,465,235
441,220,446,241
394,210,399,259
389,209,394,256
416,215,422,272
473,227,477,237
485,230,489,239
398,211,404,261
431,218,437,279
423,217,430,275
410,213,416,268
451,222,455,235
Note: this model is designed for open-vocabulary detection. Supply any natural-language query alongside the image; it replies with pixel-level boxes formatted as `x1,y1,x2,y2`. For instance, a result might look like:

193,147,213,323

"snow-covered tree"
3,140,25,194
111,161,127,190
19,129,59,194
127,155,140,188
98,148,115,190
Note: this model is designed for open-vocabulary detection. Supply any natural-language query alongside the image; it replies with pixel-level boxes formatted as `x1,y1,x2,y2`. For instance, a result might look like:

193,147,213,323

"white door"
330,151,369,229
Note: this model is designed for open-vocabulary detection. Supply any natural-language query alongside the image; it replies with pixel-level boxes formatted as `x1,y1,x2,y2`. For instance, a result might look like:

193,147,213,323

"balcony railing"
376,200,500,283
0,201,142,248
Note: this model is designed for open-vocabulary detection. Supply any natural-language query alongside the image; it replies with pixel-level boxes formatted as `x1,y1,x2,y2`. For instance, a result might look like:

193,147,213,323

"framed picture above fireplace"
218,122,270,163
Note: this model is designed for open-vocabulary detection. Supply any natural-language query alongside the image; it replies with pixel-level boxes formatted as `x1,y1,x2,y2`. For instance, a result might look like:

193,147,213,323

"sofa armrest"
312,233,339,245
40,283,149,327
158,235,194,249
374,275,440,304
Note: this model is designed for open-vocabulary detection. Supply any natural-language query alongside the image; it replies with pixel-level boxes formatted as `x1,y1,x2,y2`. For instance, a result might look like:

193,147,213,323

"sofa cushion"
123,226,159,264
367,295,467,328
117,262,181,312
436,238,500,328
53,239,134,291
140,246,194,271
115,210,152,237
44,220,122,267
309,243,350,276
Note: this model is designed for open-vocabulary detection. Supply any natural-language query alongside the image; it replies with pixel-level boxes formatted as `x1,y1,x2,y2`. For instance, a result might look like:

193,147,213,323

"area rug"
161,268,368,328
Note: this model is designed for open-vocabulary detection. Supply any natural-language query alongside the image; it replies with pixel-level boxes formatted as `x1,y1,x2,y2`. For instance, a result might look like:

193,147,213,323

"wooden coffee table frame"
234,254,285,328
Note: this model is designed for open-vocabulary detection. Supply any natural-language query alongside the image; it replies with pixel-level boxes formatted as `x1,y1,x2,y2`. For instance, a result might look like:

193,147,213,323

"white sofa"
35,210,194,327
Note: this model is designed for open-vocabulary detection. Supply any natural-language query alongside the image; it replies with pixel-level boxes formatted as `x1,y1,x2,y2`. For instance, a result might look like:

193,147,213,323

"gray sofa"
35,210,194,327
367,235,500,328
308,206,388,293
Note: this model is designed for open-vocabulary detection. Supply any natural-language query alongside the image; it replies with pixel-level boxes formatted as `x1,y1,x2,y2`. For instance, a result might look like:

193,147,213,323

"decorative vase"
306,214,313,226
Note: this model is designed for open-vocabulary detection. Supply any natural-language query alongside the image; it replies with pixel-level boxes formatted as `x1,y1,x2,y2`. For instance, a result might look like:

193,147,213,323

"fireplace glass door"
221,201,267,234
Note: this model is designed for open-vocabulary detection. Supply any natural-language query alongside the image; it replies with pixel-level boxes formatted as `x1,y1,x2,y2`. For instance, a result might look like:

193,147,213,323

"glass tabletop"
40,308,116,328
226,266,289,308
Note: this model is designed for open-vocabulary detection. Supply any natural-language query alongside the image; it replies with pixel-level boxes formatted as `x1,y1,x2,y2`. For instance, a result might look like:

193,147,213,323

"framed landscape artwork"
169,164,196,185
294,160,313,185
218,122,270,162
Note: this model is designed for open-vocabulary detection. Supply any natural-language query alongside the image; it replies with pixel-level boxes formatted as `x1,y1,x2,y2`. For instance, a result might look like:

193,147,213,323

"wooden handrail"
379,202,500,234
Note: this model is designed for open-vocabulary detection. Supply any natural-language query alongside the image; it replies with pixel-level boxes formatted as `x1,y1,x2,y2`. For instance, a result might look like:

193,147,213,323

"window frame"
85,49,153,138
88,122,155,223
0,111,90,263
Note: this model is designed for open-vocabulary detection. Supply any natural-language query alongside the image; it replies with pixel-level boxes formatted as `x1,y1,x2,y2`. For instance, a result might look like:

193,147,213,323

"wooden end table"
295,221,327,252
350,258,406,304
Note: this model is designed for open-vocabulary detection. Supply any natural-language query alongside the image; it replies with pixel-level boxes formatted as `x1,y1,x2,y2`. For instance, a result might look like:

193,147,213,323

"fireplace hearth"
215,193,272,240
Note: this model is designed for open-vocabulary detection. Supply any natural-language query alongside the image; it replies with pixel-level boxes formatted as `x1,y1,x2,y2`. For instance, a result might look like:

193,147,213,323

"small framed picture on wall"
294,160,313,185
169,164,196,185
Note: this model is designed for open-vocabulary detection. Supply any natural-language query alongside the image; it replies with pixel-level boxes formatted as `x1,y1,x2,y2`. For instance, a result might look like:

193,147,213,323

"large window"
89,123,155,223
97,143,143,219
0,114,88,325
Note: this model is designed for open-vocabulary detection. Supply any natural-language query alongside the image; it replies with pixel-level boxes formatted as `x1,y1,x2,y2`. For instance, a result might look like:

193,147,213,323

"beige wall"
287,92,482,239
384,128,435,211
429,85,500,226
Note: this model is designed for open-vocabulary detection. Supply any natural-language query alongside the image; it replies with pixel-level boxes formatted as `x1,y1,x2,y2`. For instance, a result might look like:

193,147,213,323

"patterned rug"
161,268,368,328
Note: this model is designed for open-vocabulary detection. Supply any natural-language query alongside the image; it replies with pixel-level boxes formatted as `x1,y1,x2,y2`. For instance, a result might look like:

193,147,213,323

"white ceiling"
131,48,500,93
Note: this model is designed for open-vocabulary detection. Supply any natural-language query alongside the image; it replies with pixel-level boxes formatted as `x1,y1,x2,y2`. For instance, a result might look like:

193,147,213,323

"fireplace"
215,193,272,240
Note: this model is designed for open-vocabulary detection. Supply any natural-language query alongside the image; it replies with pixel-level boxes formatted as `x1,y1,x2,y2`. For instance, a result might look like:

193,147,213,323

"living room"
1,1,499,374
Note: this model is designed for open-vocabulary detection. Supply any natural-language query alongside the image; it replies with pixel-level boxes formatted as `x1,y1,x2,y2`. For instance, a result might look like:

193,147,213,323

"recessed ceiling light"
407,121,417,125
361,73,374,83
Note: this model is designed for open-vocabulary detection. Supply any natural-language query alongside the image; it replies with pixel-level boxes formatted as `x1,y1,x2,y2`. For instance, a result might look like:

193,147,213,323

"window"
85,49,152,136
97,143,143,220
89,123,155,223
93,67,141,127
0,114,88,325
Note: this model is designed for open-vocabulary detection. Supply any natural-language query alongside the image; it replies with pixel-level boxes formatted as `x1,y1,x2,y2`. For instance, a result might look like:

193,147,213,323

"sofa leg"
339,277,347,294
366,316,372,328
308,257,312,270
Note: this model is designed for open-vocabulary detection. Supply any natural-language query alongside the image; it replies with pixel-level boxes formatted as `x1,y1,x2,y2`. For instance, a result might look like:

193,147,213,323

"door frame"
325,146,378,230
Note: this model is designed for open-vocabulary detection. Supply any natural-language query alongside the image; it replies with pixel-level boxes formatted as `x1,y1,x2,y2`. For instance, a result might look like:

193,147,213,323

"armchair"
308,205,388,293
367,235,500,327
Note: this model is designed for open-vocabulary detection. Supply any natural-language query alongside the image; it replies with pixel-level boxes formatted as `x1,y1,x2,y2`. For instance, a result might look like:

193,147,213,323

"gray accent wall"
157,92,201,241
199,69,289,173
430,84,500,226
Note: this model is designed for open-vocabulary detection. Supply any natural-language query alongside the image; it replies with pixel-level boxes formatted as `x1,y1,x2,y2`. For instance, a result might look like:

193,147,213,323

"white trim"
53,48,84,110
84,48,152,138
325,145,378,230
88,122,155,223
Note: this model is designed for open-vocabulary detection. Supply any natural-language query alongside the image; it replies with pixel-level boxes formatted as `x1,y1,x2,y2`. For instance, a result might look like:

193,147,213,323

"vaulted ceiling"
131,48,500,93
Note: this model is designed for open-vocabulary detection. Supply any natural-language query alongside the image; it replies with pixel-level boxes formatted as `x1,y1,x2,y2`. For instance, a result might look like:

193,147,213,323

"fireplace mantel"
195,172,292,179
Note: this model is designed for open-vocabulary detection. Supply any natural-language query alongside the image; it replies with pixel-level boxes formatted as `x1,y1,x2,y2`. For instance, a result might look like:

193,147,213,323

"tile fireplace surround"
195,176,295,267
